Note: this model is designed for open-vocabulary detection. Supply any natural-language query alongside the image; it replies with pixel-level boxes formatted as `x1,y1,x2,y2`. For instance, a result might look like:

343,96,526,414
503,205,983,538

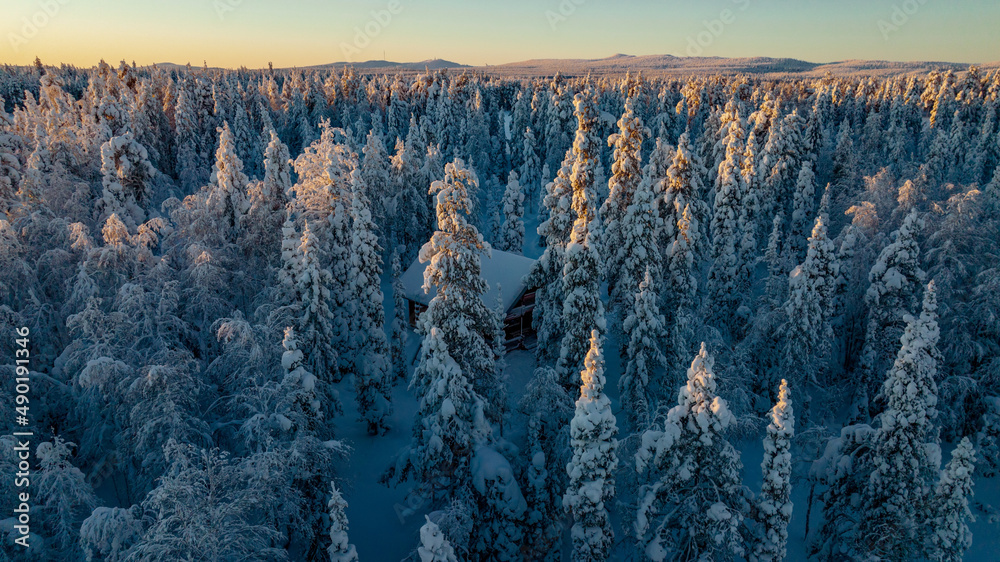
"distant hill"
304,59,467,71
150,56,994,77
475,54,993,77
152,59,467,72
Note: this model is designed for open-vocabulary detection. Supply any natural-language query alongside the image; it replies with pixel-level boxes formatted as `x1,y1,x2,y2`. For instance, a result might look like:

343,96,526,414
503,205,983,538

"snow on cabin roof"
400,249,537,313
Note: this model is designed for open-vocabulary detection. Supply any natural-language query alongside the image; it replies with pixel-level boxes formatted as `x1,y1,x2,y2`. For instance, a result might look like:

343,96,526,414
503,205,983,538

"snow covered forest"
1,59,1000,561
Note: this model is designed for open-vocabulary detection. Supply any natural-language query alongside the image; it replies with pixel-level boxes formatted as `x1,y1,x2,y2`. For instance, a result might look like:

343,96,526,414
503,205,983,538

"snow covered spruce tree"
563,330,619,562
99,132,154,228
789,161,817,261
123,442,285,561
708,111,747,324
360,118,392,238
925,437,976,562
496,169,525,253
205,121,249,242
418,516,459,562
635,343,746,561
384,327,491,501
520,126,542,212
602,93,645,297
664,204,698,369
469,446,528,562
752,379,795,562
348,170,392,435
620,268,667,429
283,221,339,385
519,365,574,560
290,122,358,380
417,157,505,420
327,483,359,562
782,214,839,387
858,208,926,418
242,127,291,257
390,248,409,381
0,96,22,215
525,150,574,363
859,281,942,559
34,437,97,558
557,90,607,385
612,167,662,320
661,131,708,265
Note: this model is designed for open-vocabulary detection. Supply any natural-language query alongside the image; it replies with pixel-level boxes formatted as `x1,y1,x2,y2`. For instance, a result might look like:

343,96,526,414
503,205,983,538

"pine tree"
925,437,976,562
327,483,359,562
174,84,209,191
418,516,459,562
737,128,761,295
620,269,667,428
831,119,858,192
418,158,504,419
496,170,525,253
563,331,618,562
349,171,392,435
752,379,795,562
557,90,606,384
810,423,877,560
635,343,746,561
860,281,942,560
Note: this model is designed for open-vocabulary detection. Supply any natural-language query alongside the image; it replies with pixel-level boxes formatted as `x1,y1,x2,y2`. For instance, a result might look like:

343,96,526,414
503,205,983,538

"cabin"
399,250,538,350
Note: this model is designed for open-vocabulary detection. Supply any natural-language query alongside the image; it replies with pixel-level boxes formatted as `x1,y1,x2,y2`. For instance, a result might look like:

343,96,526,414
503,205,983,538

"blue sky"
2,0,997,68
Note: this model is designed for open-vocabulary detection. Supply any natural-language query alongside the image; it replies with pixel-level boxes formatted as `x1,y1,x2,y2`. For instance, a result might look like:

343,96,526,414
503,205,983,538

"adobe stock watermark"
546,0,587,31
214,0,245,21
393,488,430,525
878,0,931,41
6,0,71,53
685,0,752,57
340,0,404,61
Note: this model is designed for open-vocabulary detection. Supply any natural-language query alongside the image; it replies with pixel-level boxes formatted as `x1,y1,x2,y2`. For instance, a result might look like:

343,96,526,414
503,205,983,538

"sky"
1,0,998,68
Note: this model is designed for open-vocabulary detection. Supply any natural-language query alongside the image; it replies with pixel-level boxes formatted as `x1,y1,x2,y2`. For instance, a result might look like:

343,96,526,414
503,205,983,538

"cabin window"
408,300,427,327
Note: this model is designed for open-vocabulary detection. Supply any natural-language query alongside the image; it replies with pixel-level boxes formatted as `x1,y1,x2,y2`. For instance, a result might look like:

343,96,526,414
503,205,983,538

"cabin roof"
399,249,537,313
